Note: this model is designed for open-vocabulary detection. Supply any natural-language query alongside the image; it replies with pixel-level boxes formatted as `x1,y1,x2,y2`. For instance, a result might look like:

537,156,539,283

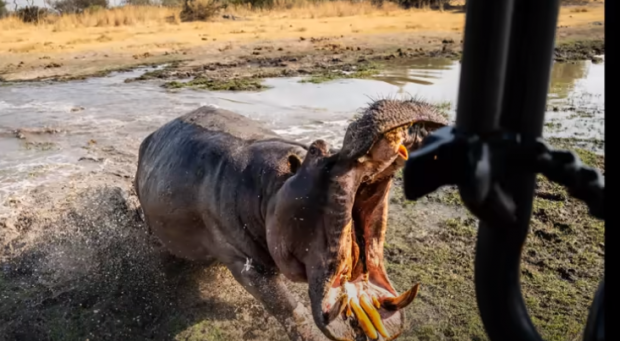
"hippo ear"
288,154,302,174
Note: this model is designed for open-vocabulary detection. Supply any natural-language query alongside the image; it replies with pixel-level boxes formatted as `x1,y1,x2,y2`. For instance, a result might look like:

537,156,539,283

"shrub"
390,0,449,9
123,0,155,5
16,6,51,23
180,0,227,22
46,0,109,14
0,0,9,19
161,0,184,7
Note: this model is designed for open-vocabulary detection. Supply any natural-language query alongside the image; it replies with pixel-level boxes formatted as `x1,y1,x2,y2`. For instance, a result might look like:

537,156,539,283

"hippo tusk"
372,296,381,309
327,293,349,323
360,294,391,339
397,144,409,160
381,283,420,311
350,297,379,340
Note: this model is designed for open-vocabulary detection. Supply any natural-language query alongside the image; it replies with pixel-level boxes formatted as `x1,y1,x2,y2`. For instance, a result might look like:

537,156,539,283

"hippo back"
135,106,308,234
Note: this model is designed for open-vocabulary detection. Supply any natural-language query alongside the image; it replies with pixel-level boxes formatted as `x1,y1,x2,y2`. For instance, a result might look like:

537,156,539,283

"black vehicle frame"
401,0,605,340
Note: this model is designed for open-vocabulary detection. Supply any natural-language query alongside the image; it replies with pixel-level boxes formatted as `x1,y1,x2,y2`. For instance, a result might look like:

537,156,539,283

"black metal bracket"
401,0,605,340
404,126,604,222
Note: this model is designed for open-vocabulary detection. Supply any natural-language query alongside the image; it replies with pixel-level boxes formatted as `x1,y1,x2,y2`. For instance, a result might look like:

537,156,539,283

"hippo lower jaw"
318,266,419,341
311,179,420,341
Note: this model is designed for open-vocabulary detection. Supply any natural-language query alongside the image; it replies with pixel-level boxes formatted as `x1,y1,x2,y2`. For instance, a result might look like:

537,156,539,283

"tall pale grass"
0,16,25,30
228,0,402,19
0,1,404,31
52,6,180,30
0,6,180,31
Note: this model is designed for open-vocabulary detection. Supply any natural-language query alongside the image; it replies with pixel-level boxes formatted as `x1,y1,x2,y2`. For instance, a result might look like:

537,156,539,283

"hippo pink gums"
134,99,448,341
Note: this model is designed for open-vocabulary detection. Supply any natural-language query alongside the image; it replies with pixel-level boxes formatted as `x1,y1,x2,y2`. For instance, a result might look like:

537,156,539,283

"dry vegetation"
0,0,604,81
0,0,604,44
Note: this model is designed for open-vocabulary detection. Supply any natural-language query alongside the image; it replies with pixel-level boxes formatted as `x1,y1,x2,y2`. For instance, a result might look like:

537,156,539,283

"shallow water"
0,58,605,213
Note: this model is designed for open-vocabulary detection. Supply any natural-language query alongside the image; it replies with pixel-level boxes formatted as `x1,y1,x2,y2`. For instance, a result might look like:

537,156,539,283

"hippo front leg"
227,259,329,341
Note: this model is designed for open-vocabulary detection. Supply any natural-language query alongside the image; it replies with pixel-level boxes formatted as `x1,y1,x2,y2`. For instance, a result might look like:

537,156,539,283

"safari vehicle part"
401,0,605,341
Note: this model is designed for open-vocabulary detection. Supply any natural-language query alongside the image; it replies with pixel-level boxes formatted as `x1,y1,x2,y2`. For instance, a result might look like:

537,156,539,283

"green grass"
163,77,267,91
299,62,381,84
554,39,604,62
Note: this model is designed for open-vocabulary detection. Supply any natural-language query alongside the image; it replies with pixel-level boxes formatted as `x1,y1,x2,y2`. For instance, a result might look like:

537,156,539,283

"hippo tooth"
372,296,381,309
398,144,409,160
360,294,390,339
349,297,378,340
345,302,353,318
381,283,420,311
326,293,348,323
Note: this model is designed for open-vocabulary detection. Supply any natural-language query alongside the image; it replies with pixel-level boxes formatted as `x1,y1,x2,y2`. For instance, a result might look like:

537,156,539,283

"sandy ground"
0,2,605,82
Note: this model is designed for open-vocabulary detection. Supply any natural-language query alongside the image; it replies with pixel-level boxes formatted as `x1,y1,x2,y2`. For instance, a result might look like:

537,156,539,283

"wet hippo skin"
135,100,448,341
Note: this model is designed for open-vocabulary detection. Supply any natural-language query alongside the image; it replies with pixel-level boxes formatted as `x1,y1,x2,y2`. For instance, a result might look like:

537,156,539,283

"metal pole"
406,0,601,339
470,0,561,340
455,0,515,134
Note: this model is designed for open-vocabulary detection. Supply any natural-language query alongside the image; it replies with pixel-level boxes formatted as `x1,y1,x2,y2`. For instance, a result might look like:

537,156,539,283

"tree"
180,0,226,22
393,0,450,9
161,0,183,7
45,0,109,14
123,0,155,5
0,0,8,18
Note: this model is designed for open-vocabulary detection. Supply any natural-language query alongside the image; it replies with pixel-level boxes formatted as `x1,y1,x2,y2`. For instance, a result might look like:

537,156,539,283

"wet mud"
1,35,603,88
0,141,604,341
119,38,604,91
123,41,462,91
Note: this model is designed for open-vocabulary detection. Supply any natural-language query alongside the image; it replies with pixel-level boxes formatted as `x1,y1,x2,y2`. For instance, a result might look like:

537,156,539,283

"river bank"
0,2,605,84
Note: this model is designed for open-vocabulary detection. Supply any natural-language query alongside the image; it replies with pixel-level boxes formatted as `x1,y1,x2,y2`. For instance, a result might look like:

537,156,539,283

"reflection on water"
0,58,604,211
372,58,455,92
549,61,589,99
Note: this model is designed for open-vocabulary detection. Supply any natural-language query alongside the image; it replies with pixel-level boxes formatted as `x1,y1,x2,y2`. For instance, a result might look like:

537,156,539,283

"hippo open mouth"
267,99,448,341
311,100,448,341
313,154,420,341
318,178,420,341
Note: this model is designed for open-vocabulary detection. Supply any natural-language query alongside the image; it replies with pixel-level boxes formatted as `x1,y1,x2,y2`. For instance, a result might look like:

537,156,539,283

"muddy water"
0,58,604,215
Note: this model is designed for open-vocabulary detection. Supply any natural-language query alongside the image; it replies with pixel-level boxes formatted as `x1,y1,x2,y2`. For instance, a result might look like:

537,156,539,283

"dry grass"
1,6,179,31
0,2,463,54
230,0,403,19
0,0,603,81
0,1,404,32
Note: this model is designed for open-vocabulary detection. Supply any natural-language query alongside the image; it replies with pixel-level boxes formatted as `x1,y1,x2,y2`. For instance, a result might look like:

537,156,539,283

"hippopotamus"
134,99,448,341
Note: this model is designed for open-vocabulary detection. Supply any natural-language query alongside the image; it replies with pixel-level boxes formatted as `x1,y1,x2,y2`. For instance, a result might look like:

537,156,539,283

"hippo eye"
309,146,317,155
419,124,428,137
409,124,420,139
410,123,429,141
